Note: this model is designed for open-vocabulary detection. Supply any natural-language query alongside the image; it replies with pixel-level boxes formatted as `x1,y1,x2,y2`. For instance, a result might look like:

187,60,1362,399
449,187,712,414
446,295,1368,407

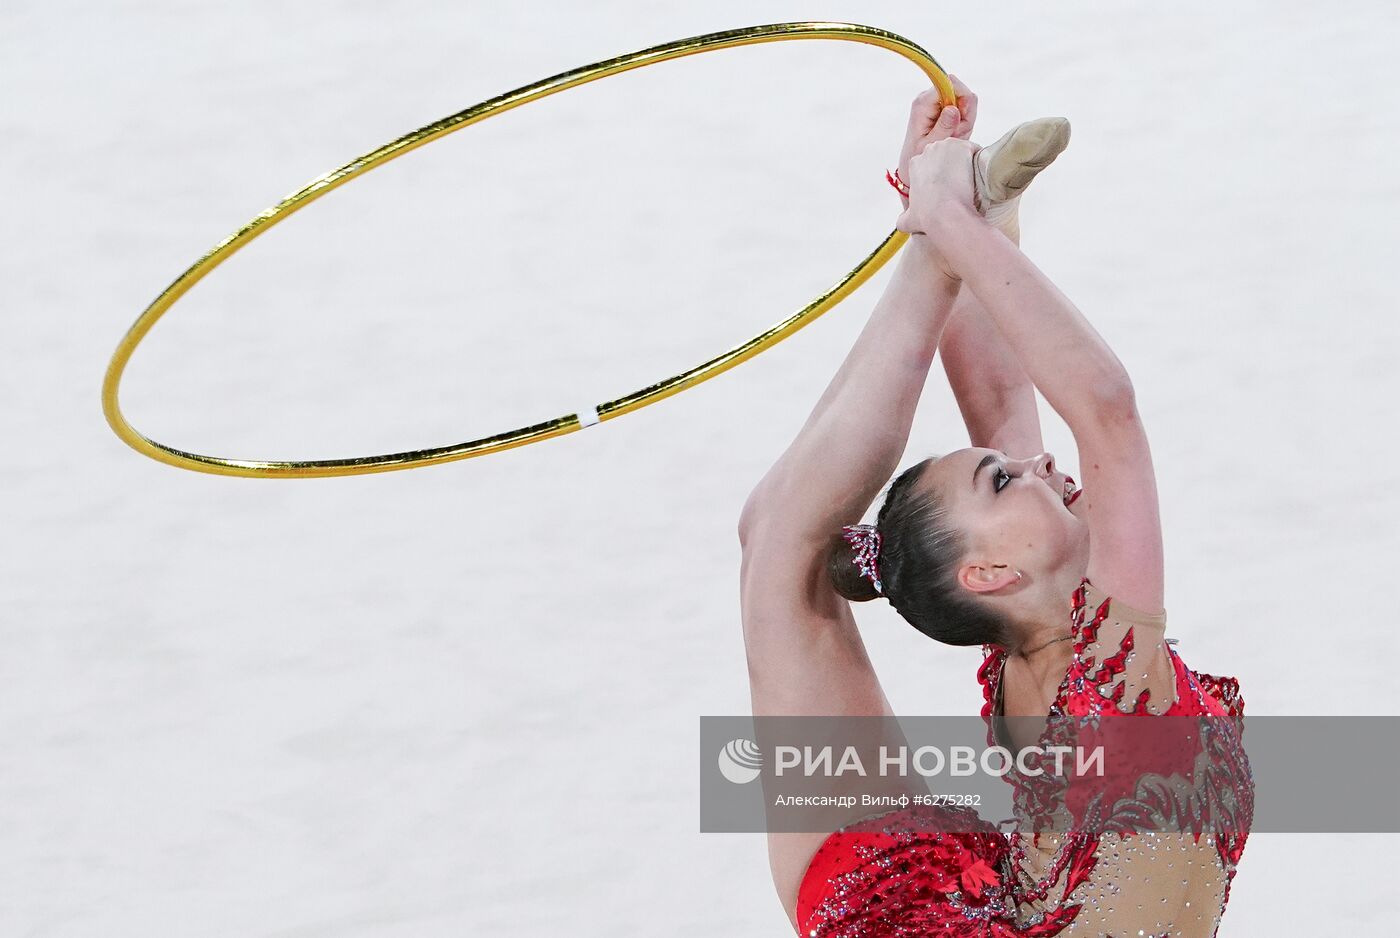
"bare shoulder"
1071,577,1178,714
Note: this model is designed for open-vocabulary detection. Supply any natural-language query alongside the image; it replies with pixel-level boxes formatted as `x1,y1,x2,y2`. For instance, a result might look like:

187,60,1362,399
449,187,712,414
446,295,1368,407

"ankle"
982,196,1022,245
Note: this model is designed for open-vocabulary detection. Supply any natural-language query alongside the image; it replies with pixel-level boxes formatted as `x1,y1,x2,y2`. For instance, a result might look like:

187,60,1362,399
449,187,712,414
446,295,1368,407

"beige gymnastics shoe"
972,117,1071,240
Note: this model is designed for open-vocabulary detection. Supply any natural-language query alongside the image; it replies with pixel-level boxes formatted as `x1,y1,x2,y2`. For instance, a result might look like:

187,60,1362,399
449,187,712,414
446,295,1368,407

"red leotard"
795,577,1252,938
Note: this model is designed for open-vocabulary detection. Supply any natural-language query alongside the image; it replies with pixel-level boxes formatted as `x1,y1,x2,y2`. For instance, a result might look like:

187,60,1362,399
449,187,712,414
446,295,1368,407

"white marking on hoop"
575,405,601,429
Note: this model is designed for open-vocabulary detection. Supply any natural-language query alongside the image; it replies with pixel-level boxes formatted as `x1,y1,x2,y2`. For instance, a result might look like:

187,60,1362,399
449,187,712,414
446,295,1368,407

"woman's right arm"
904,137,1165,615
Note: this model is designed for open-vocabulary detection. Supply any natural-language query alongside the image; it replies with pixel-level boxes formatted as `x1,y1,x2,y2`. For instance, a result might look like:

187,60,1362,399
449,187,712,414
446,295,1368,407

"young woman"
737,79,1251,937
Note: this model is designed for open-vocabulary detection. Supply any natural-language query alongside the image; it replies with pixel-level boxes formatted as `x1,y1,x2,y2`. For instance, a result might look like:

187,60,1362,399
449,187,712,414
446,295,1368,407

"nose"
1015,452,1055,478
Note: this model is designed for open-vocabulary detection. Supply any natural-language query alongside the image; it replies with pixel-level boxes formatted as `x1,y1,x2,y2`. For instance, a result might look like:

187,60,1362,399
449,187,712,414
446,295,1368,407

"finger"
921,138,973,179
907,86,943,136
946,72,980,109
911,86,943,113
914,132,948,158
957,96,978,138
946,74,978,139
928,105,960,141
946,137,979,160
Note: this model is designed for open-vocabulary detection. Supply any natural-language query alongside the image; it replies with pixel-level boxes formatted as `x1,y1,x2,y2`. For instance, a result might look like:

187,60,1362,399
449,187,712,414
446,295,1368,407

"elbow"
737,485,771,547
1083,373,1140,429
739,472,801,547
738,467,792,546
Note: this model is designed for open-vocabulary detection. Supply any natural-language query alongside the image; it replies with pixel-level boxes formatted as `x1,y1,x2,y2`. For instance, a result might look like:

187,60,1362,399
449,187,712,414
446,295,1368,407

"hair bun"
827,528,883,603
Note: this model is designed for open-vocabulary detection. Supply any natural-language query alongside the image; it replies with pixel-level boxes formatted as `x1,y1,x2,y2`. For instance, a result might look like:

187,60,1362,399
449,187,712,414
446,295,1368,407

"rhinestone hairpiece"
840,523,883,595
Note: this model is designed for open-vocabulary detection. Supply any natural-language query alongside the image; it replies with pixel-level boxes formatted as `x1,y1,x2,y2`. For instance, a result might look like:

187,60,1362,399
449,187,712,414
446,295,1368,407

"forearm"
940,208,1134,429
907,185,1044,457
743,243,960,535
939,287,1045,456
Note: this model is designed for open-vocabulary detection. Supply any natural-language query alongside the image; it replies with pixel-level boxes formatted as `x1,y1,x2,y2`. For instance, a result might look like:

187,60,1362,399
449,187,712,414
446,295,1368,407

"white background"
3,1,1397,934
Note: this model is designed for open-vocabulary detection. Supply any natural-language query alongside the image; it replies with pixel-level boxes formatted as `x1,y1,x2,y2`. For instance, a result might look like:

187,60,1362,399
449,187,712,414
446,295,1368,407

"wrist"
929,203,1001,277
927,199,984,242
907,233,962,284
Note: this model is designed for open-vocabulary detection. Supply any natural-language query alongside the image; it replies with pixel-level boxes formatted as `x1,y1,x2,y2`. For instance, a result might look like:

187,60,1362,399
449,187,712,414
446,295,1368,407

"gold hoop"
101,22,953,478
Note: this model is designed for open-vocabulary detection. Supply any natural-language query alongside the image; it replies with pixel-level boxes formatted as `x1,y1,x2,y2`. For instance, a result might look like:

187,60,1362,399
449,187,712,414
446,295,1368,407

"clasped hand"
895,137,980,236
892,75,988,278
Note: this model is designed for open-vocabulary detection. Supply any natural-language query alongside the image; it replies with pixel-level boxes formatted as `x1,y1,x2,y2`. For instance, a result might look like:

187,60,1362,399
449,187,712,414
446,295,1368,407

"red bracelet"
885,168,910,197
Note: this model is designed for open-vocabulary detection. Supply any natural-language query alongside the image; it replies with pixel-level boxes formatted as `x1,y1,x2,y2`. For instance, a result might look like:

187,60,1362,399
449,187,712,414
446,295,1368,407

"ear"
957,562,1020,595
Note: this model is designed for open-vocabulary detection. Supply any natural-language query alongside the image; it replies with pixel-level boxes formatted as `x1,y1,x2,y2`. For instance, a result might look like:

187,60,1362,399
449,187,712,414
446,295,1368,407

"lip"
1062,475,1080,508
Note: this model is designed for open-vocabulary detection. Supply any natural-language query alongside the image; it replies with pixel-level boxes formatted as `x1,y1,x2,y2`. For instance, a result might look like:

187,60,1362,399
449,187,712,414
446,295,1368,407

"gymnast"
737,76,1250,936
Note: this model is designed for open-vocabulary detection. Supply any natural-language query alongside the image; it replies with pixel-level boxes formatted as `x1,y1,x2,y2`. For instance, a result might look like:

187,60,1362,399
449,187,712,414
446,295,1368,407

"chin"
1065,494,1089,522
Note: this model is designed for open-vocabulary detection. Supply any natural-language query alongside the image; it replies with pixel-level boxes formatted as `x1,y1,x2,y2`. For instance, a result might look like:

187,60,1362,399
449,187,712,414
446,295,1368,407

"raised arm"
739,86,974,539
900,136,1164,614
739,245,960,539
738,97,978,928
893,78,1047,460
940,289,1046,456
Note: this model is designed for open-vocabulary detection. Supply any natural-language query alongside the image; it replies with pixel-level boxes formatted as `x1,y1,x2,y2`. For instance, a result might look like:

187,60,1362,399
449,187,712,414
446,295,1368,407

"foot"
973,117,1071,241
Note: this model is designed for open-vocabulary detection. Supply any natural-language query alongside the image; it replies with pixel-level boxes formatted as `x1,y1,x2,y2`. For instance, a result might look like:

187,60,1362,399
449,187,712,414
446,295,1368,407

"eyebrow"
973,453,999,489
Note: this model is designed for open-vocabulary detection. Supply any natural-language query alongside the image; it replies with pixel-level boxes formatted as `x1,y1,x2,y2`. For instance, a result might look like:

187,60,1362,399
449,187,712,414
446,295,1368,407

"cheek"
1027,499,1078,550
996,510,1048,553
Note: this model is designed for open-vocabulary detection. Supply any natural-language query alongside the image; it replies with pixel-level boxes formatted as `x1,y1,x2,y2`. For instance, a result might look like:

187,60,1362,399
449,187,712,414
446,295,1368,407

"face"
918,447,1088,593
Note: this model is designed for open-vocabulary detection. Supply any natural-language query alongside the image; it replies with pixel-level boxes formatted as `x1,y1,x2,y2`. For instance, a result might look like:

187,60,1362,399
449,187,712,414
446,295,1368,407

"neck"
1003,565,1083,663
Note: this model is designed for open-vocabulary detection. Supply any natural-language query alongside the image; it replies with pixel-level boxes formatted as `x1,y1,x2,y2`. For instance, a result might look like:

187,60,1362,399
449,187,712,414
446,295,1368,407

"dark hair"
826,456,1011,648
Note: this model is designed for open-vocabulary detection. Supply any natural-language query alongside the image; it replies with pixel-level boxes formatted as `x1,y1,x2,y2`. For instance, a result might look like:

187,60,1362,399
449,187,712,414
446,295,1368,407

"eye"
994,467,1012,493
